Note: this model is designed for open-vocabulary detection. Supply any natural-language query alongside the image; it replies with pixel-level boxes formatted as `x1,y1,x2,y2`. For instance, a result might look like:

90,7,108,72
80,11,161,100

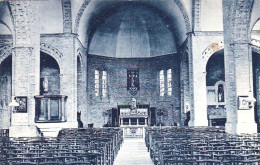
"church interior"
0,0,260,164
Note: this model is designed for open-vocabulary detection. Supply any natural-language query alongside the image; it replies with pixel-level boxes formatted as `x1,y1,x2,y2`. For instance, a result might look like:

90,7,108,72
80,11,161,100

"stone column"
180,50,190,126
9,1,41,137
223,0,257,134
188,34,208,126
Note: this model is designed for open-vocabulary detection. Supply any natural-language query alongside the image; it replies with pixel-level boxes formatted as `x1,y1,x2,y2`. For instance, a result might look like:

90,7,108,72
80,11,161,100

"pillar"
9,1,41,137
180,50,191,126
223,0,257,134
188,34,208,126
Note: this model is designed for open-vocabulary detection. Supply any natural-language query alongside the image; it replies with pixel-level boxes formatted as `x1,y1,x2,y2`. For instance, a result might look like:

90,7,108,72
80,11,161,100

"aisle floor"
114,138,154,165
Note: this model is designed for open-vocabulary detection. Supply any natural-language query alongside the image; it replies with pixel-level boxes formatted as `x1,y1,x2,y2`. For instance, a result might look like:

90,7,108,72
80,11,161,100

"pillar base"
225,122,257,134
9,125,42,138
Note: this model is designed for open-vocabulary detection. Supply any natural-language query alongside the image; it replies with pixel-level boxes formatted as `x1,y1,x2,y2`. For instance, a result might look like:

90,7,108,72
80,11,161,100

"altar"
118,99,149,138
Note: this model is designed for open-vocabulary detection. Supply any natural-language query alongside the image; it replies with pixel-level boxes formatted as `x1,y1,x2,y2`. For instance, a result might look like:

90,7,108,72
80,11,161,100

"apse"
88,3,178,58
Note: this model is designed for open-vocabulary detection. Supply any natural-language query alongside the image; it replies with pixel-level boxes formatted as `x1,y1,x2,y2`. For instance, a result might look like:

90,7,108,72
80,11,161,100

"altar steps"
36,124,62,137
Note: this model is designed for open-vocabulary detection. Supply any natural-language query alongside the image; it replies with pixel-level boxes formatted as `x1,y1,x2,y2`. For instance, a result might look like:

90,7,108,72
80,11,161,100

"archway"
76,0,190,48
0,56,12,128
251,17,260,132
35,52,62,122
40,52,60,95
80,1,187,128
206,49,226,126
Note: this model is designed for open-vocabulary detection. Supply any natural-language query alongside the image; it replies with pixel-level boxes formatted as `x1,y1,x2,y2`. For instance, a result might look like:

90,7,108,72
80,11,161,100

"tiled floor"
114,138,154,165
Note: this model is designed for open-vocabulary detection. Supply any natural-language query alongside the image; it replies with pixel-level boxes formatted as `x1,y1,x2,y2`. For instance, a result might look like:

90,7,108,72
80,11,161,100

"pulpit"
34,95,67,122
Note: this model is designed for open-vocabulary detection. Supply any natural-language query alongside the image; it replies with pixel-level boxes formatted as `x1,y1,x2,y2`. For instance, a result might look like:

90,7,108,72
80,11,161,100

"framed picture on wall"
15,96,27,113
238,96,251,110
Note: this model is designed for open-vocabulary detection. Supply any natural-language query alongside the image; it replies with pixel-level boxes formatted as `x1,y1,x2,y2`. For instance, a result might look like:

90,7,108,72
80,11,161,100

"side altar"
118,98,149,138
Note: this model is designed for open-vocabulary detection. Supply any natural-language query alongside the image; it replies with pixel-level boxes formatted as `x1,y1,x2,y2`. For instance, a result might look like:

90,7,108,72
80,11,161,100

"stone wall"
86,54,180,127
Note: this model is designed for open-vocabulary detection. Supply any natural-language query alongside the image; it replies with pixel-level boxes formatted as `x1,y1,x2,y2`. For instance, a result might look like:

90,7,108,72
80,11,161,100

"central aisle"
114,138,154,165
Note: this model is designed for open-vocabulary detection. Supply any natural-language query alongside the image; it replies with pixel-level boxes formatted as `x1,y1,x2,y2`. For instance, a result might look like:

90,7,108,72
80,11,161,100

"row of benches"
0,128,123,165
145,127,260,165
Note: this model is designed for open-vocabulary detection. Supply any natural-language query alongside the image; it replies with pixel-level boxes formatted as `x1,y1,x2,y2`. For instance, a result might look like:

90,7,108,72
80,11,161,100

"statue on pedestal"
43,76,48,93
131,98,137,114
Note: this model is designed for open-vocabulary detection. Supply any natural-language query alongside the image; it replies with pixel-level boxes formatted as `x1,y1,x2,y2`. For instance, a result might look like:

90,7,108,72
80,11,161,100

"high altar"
119,98,149,138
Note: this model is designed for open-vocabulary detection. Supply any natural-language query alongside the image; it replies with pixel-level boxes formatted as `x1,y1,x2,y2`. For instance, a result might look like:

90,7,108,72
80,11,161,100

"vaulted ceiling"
88,4,178,57
77,0,191,52
0,2,13,35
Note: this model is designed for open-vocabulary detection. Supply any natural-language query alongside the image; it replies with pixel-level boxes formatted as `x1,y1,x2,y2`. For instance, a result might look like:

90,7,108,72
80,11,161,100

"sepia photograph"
0,0,260,164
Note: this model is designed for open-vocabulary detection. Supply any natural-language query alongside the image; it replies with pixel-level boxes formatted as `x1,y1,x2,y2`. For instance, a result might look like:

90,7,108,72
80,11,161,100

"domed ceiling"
88,4,178,58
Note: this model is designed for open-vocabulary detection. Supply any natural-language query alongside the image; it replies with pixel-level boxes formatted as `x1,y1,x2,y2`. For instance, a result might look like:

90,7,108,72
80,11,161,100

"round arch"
0,44,12,65
250,18,260,48
206,49,225,87
250,18,260,35
40,43,63,70
40,51,61,95
77,50,84,73
202,43,224,72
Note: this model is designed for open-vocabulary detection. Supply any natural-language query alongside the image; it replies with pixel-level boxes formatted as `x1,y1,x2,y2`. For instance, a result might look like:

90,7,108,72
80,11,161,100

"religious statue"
131,73,135,87
43,76,48,93
218,84,224,102
131,98,137,113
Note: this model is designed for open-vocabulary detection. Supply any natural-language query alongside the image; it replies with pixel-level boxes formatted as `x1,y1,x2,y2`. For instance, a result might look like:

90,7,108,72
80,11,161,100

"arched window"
102,71,107,97
95,70,99,97
159,70,165,96
95,70,108,97
167,69,172,96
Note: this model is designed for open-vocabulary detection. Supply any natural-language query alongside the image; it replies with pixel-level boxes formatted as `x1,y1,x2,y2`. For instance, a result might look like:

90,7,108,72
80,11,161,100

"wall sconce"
9,96,19,109
8,96,19,126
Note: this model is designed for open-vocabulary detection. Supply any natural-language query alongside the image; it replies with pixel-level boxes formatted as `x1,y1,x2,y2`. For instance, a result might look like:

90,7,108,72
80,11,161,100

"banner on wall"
127,69,140,96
